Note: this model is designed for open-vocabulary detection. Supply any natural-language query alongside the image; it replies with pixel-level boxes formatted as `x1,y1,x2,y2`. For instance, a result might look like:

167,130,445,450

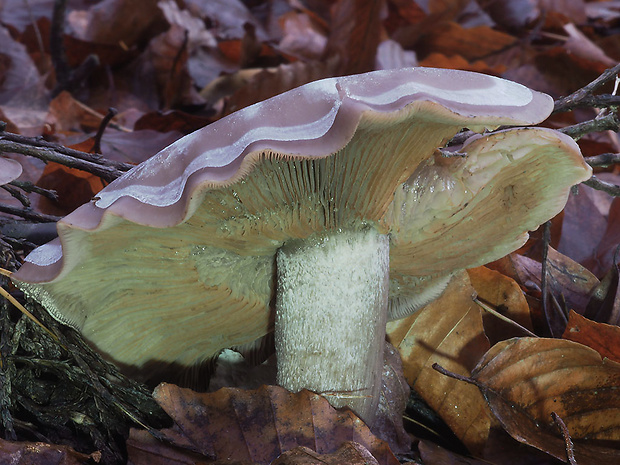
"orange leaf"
467,266,534,344
563,310,620,363
386,271,491,454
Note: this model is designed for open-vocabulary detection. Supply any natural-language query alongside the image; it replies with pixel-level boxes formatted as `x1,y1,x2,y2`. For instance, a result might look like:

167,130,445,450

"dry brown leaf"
558,183,610,269
0,437,98,464
36,162,105,216
67,0,167,47
419,22,516,62
563,310,620,362
322,0,383,75
272,442,380,465
223,59,340,115
386,271,492,454
467,266,534,344
418,52,506,74
472,337,620,464
418,440,489,465
127,384,399,465
46,91,110,134
498,248,599,335
586,197,620,278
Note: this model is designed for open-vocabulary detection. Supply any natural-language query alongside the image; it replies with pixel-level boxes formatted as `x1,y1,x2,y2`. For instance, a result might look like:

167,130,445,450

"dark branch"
554,63,620,113
583,175,620,197
0,204,61,223
558,113,620,140
0,140,125,182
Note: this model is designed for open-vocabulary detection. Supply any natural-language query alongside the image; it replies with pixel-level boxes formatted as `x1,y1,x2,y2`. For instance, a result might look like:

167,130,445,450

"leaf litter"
0,0,620,464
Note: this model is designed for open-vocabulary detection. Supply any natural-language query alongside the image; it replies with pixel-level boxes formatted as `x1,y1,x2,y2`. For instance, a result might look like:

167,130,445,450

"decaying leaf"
563,310,620,363
272,442,380,465
127,384,399,465
0,437,98,465
472,337,620,464
386,271,491,454
467,266,534,344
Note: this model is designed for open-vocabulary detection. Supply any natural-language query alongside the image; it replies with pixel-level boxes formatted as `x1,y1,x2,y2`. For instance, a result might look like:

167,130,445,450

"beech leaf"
472,337,620,463
127,384,399,465
386,271,491,453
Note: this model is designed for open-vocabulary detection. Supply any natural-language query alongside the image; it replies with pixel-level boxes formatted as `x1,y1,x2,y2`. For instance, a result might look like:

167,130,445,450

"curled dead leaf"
472,337,620,464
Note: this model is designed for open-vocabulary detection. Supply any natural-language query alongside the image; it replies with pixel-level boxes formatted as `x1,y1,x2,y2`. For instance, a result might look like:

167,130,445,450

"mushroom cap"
12,68,590,378
0,157,22,185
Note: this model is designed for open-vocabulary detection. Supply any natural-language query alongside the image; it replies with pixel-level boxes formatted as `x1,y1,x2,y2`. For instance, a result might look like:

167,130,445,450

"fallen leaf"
508,248,599,335
127,384,399,465
386,271,492,454
418,52,506,74
0,437,98,464
418,439,489,464
584,253,620,326
419,22,516,62
67,0,167,47
564,311,620,363
272,442,380,465
467,266,534,344
472,337,620,464
322,0,383,75
586,197,620,278
36,163,105,216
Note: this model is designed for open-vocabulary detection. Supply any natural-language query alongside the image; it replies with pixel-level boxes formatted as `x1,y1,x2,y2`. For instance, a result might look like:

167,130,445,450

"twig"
91,108,118,154
551,412,577,465
431,363,486,389
50,0,70,93
541,221,554,336
474,297,538,338
558,113,620,140
0,204,61,223
554,94,620,112
0,131,133,172
1,185,30,208
585,152,620,167
8,181,58,201
583,175,620,197
554,62,620,113
0,140,125,182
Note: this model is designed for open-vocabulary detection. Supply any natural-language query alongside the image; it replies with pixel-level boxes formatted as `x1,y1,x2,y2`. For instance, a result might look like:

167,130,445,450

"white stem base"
275,228,389,425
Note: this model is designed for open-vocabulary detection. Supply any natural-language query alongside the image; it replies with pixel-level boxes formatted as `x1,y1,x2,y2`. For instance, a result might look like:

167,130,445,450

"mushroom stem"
275,227,389,425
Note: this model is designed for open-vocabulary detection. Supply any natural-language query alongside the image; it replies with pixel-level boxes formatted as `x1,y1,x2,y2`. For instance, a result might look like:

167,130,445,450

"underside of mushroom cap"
12,68,579,379
386,127,591,319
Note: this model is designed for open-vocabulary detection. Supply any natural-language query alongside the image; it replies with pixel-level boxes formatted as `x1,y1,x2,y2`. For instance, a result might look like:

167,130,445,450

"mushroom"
0,157,22,186
12,68,591,425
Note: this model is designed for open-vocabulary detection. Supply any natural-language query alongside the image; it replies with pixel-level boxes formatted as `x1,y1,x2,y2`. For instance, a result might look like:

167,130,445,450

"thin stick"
0,204,61,223
0,287,63,347
541,221,553,336
554,62,620,113
551,412,577,465
585,152,620,167
584,176,620,197
474,297,538,338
